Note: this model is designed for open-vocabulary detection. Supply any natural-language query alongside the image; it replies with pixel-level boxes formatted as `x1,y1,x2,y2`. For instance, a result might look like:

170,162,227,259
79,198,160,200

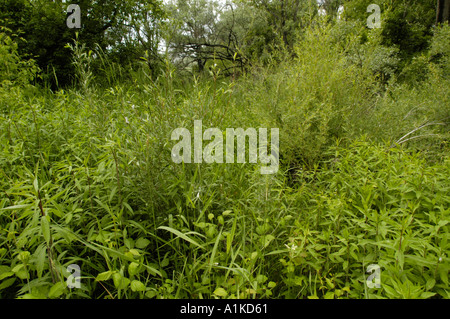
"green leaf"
128,262,140,276
207,228,222,272
404,255,435,267
324,291,335,299
96,270,114,281
145,290,157,298
33,177,39,193
261,234,275,248
439,268,448,286
383,284,399,298
425,278,436,290
34,244,47,278
128,249,140,257
112,272,130,290
0,271,14,281
158,226,205,250
213,287,228,297
194,222,208,229
41,215,50,243
395,250,404,269
130,280,146,292
420,291,436,299
0,278,16,290
0,204,31,211
256,274,268,283
48,282,65,299
161,258,169,268
12,264,28,280
135,238,150,249
268,281,276,288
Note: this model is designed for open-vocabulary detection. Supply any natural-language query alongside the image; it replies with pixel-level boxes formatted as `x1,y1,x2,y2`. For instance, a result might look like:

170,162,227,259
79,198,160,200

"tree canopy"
0,0,447,87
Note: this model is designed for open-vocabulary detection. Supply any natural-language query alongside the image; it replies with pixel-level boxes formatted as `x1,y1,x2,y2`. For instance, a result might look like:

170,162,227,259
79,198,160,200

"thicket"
0,14,448,299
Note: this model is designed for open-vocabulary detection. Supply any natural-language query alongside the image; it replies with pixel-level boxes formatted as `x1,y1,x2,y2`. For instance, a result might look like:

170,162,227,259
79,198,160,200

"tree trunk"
436,0,450,24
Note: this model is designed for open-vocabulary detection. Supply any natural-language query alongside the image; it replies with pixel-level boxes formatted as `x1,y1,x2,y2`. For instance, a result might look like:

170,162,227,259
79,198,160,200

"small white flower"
125,117,129,124
285,244,297,251
439,257,443,262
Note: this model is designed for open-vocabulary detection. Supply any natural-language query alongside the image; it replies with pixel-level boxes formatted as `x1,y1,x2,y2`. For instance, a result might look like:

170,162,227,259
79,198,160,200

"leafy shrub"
236,21,378,169
0,30,40,87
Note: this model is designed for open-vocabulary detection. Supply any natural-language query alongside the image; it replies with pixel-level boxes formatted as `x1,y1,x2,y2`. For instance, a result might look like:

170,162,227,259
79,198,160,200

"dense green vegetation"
0,0,449,299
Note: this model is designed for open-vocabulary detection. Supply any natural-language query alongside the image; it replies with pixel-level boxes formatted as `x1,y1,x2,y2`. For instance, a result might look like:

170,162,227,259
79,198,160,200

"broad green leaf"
112,273,130,290
268,281,276,288
256,274,268,283
145,290,157,298
0,271,14,281
161,258,169,268
96,270,114,281
135,238,150,249
213,287,227,297
130,280,146,292
425,278,436,290
420,291,436,299
48,282,65,299
261,234,275,248
128,262,140,276
0,278,16,290
12,264,28,280
128,249,140,257
324,291,335,299
0,266,10,276
382,284,399,298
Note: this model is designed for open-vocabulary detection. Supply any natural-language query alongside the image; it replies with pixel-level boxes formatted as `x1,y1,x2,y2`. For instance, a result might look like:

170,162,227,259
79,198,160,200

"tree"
249,0,319,49
436,0,450,24
165,0,249,74
0,0,167,88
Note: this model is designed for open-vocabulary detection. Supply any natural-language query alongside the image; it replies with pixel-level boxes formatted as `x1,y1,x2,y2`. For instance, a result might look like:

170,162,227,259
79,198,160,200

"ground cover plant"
0,1,449,299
